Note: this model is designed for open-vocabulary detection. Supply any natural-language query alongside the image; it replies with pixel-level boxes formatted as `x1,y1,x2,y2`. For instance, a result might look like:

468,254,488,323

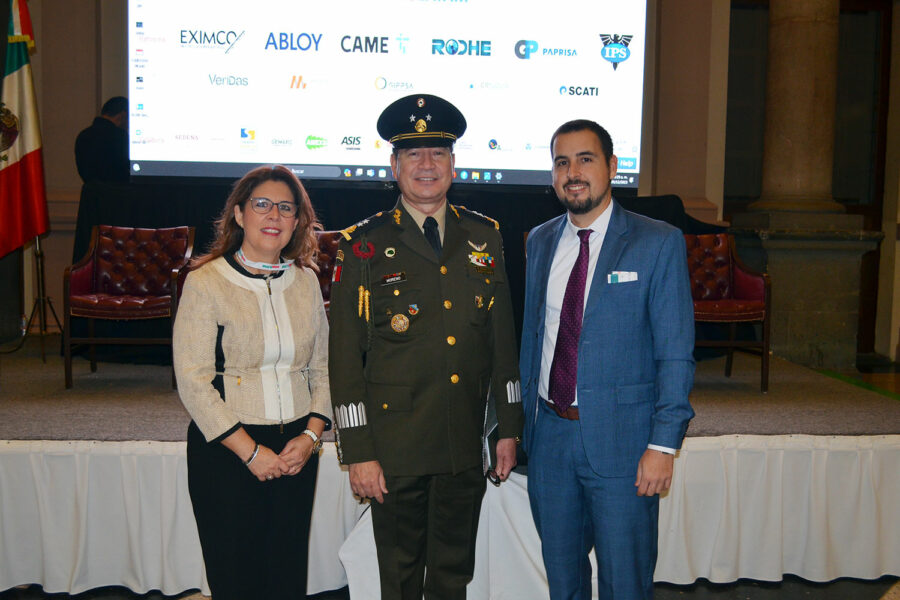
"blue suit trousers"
527,401,658,600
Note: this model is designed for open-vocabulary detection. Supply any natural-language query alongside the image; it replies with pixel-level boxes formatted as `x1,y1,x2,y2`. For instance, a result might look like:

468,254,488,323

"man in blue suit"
520,119,695,599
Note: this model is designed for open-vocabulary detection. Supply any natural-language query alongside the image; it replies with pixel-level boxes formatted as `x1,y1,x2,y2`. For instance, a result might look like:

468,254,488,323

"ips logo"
599,34,633,70
432,39,491,56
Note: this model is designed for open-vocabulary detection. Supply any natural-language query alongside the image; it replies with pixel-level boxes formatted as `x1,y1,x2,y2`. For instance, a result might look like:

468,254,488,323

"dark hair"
192,165,322,271
100,96,128,116
550,119,614,163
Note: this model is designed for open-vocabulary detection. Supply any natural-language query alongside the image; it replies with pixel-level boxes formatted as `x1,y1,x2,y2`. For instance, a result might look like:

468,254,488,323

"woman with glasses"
174,165,331,599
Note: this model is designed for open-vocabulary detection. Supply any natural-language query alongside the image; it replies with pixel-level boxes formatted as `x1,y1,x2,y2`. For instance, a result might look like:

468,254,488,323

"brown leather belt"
544,399,579,420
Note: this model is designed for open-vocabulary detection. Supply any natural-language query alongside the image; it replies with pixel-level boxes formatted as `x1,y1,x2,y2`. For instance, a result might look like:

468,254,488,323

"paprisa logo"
599,34,633,70
265,32,323,51
341,136,361,150
432,39,491,56
514,40,577,59
180,29,244,53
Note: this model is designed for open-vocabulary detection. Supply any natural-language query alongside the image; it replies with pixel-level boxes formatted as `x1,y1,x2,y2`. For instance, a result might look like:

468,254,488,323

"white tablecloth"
339,434,900,599
0,440,366,595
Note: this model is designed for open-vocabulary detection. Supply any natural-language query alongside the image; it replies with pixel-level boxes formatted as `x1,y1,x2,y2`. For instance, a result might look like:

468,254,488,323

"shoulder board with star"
339,211,391,241
452,205,500,231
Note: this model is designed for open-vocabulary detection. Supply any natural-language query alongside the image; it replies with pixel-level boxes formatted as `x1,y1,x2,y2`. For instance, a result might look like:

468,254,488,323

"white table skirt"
0,440,366,596
339,434,900,599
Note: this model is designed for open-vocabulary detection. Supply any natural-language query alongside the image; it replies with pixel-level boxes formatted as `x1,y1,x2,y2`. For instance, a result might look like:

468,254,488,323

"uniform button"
440,266,448,275
485,278,491,284
382,403,389,410
443,300,452,310
393,289,400,296
447,336,456,346
450,374,459,384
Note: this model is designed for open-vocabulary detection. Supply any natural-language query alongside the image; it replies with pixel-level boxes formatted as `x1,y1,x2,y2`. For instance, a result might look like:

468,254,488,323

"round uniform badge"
391,314,410,333
385,247,396,258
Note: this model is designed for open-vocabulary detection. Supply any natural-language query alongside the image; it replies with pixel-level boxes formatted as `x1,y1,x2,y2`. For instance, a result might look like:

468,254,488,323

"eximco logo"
180,29,244,53
599,34,633,70
432,39,491,56
265,32,323,51
514,40,577,59
559,85,599,96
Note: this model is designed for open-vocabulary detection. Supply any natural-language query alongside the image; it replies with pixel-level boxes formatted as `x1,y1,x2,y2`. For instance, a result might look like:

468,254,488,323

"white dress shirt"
537,202,674,455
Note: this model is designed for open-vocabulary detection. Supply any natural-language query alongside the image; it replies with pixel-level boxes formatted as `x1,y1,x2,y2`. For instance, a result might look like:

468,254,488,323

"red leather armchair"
63,225,195,388
685,234,771,392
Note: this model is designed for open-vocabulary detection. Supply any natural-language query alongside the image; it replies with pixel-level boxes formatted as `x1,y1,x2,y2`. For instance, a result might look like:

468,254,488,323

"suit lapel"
533,216,567,325
585,201,629,309
442,206,466,262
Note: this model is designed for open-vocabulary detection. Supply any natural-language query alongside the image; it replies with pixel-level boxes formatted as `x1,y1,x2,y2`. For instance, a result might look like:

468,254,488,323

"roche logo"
432,39,491,56
599,34,633,70
265,33,323,51
180,30,244,53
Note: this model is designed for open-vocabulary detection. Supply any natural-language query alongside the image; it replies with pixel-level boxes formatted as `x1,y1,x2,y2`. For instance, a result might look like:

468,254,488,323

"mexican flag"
0,0,49,258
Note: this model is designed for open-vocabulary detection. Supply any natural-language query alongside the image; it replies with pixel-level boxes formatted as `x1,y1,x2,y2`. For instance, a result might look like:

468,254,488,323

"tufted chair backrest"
315,230,343,304
94,225,192,296
684,233,733,301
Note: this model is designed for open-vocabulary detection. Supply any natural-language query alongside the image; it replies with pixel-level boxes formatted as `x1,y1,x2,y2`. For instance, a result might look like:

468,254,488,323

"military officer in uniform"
328,94,524,599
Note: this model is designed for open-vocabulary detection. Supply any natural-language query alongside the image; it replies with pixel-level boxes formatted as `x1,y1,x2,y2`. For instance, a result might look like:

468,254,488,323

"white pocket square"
607,271,638,284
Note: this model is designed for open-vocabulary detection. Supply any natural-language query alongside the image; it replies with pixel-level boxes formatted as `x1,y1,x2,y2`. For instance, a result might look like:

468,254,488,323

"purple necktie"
548,229,593,414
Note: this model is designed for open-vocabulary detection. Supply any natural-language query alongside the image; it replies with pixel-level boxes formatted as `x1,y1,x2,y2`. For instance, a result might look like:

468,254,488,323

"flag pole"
0,235,61,360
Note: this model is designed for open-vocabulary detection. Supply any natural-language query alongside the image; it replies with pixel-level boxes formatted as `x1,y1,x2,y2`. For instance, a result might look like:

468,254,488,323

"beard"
555,179,608,215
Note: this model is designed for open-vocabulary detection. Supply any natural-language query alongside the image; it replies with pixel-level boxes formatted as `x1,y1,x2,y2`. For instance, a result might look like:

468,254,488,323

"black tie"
424,217,442,258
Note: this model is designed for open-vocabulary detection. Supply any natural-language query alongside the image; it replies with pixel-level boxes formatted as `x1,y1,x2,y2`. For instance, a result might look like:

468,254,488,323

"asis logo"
341,136,361,150
599,34,633,70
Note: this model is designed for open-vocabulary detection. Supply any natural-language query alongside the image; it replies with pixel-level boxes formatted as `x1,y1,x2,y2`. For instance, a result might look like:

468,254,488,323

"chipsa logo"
599,34,633,70
180,30,244,53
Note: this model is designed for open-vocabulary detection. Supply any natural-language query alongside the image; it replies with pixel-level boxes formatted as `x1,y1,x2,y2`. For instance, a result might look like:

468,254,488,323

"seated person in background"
174,165,332,600
74,96,129,183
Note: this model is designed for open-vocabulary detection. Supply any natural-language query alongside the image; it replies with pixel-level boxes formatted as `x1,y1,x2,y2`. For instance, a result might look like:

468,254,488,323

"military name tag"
391,314,410,332
381,272,407,286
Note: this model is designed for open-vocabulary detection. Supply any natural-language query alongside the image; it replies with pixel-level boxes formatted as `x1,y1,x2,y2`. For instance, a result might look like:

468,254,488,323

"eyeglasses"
249,197,298,217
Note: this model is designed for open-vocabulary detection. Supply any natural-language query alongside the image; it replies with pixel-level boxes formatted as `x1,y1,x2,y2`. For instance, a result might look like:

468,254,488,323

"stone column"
731,0,882,370
751,0,843,213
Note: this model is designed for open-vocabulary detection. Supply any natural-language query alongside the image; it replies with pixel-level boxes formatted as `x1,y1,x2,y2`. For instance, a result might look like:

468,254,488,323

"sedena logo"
599,34,633,70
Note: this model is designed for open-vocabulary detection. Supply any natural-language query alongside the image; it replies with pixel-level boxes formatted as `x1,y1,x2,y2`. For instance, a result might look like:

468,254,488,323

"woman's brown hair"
191,165,321,270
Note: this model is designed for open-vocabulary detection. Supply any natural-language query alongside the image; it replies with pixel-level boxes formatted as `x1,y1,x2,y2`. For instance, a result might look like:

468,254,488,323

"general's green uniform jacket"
328,200,523,476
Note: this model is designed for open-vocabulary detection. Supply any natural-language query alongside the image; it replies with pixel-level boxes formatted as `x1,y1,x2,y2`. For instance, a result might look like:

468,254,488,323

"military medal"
391,314,410,332
332,265,342,283
468,252,495,269
467,240,487,252
408,304,419,315
353,241,375,259
475,295,484,309
336,249,345,262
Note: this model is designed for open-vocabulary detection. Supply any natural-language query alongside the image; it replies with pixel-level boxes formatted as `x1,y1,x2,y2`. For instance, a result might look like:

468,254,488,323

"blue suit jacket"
520,201,695,477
